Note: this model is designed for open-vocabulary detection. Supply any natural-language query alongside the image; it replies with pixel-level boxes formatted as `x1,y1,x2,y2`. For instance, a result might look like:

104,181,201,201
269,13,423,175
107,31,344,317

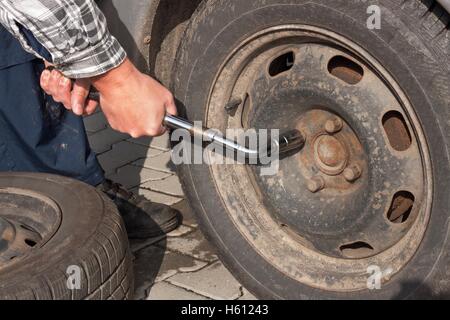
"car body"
97,0,450,81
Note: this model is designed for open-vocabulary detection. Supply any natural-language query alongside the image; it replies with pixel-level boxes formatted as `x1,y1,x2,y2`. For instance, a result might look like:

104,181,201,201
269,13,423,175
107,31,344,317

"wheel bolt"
2,228,14,242
325,118,343,134
343,165,362,182
307,176,325,193
0,218,14,242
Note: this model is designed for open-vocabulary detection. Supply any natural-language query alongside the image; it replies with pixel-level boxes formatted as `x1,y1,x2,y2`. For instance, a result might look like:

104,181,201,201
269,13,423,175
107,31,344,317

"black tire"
0,173,133,300
172,0,450,299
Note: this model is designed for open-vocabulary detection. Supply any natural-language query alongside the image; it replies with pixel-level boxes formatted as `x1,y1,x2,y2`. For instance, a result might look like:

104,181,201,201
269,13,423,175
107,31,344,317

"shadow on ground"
130,201,201,300
131,237,168,300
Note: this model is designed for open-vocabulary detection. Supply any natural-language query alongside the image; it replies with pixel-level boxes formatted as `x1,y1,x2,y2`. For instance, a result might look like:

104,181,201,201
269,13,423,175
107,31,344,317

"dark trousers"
0,25,104,186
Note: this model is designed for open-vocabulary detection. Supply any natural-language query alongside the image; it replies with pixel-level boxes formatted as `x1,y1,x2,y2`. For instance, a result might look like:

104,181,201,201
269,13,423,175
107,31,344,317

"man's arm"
0,0,125,78
0,0,177,137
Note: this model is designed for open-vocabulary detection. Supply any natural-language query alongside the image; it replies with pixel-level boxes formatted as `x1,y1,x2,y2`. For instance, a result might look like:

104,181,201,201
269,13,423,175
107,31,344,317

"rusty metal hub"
230,35,429,259
205,25,431,291
213,40,427,258
294,108,367,197
314,134,348,175
0,189,61,269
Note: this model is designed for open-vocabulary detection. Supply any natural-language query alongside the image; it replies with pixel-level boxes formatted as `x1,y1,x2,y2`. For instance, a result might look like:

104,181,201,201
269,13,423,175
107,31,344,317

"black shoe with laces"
97,179,181,239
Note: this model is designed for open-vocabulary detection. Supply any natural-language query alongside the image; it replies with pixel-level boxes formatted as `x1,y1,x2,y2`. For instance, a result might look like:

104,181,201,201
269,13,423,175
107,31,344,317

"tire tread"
0,191,133,300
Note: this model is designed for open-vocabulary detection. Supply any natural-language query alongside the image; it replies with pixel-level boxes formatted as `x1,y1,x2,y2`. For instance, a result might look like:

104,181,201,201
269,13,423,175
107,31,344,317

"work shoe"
97,179,181,239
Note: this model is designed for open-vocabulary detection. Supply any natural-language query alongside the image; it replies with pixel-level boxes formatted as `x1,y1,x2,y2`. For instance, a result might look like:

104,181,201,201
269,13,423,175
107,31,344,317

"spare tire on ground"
0,173,133,300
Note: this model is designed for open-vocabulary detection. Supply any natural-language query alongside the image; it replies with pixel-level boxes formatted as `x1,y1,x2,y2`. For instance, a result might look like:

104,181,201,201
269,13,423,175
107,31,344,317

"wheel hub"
314,134,348,175
205,25,431,290
233,41,425,258
0,189,61,269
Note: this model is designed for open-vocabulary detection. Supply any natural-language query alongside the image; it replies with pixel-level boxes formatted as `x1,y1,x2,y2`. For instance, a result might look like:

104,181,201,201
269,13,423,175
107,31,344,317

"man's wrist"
91,58,137,92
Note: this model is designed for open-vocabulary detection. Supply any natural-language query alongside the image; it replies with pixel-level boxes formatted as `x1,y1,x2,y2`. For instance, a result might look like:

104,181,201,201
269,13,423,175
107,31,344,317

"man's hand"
91,59,177,138
40,67,99,116
40,58,177,138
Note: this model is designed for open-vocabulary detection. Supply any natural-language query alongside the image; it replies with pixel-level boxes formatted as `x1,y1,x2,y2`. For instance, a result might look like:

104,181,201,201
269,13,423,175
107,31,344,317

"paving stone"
131,187,183,206
167,225,193,238
156,251,208,283
132,151,176,173
147,282,208,300
106,165,172,189
97,141,164,174
83,111,108,133
167,261,242,300
172,200,199,228
158,230,218,262
239,289,258,300
128,133,171,151
133,244,208,298
88,127,130,154
141,175,184,197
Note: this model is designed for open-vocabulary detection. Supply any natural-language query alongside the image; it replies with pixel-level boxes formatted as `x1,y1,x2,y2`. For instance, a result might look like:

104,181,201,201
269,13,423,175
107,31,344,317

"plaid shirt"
0,0,126,78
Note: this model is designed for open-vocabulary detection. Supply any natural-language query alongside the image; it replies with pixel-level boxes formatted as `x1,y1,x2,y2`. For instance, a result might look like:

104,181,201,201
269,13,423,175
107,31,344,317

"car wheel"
171,0,450,299
0,173,133,300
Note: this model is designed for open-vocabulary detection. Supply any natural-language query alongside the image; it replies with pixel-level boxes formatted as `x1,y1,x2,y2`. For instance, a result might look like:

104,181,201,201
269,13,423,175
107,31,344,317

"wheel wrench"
87,89,306,161
52,67,305,161
162,114,305,161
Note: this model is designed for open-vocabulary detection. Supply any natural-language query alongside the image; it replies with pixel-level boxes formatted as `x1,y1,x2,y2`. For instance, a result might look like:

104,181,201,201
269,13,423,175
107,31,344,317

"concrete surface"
85,111,257,300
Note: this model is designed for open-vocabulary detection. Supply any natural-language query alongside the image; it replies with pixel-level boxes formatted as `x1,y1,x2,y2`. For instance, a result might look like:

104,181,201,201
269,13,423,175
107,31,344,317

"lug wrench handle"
84,87,305,159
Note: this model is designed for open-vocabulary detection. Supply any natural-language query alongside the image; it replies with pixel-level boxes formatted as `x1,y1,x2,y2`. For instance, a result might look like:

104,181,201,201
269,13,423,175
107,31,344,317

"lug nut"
307,176,325,193
343,165,362,182
2,228,14,242
325,118,344,134
0,218,14,242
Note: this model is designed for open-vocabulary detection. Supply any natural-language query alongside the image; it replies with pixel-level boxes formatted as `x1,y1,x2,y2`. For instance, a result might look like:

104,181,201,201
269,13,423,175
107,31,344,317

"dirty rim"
205,25,432,291
0,188,62,270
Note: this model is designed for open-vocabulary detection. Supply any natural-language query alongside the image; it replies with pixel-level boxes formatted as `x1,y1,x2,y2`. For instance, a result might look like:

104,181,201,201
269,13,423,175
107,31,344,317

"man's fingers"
130,125,166,139
84,99,99,116
158,125,167,136
149,125,166,137
48,70,63,96
40,67,96,115
40,69,51,93
41,68,72,110
56,77,72,109
165,94,178,116
71,80,90,115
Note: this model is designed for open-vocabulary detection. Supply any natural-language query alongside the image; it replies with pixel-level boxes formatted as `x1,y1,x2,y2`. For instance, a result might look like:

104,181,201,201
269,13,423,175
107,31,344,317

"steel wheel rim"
0,188,62,270
203,25,432,291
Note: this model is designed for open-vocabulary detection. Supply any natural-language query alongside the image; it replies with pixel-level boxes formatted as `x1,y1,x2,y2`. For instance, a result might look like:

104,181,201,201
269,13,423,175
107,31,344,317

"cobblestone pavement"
85,111,256,300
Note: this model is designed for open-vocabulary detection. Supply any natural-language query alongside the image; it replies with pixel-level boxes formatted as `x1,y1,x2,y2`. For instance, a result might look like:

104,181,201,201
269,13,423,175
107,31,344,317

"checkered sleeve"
0,0,127,78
